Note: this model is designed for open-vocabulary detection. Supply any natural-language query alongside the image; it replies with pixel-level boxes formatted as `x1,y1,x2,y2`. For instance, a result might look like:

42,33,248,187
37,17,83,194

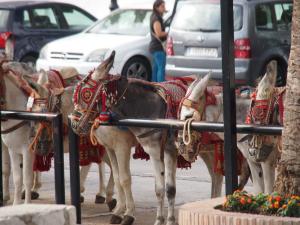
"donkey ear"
37,69,49,85
189,72,211,101
185,75,202,96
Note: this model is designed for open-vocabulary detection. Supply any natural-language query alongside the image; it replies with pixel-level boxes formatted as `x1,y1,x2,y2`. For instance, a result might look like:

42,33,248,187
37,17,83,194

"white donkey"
178,67,279,194
0,60,114,206
28,68,118,209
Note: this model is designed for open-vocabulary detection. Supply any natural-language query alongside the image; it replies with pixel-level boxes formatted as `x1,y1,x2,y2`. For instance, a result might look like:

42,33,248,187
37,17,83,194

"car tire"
275,62,287,87
122,57,151,81
21,55,37,69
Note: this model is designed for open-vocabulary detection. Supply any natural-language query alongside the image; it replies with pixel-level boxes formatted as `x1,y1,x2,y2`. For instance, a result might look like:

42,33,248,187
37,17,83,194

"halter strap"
1,121,28,134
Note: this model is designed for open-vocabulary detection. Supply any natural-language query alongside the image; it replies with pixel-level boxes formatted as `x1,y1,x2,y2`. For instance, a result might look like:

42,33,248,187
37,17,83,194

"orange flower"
269,204,273,209
275,196,281,202
247,198,252,204
240,197,246,205
274,201,280,209
282,204,287,209
268,196,273,202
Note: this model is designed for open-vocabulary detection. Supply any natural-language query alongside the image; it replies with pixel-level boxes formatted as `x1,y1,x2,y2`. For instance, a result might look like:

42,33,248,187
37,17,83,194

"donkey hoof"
95,194,106,204
31,191,39,200
107,198,117,211
80,195,85,203
21,191,39,200
110,215,123,224
121,215,135,225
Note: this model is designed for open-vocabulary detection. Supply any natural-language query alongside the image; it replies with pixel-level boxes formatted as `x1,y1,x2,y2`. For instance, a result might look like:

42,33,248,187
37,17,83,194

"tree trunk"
274,0,300,195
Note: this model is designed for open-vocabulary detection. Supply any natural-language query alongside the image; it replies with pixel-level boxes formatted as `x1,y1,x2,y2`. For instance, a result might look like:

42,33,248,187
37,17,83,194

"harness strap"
1,121,28,134
137,128,162,139
182,98,201,111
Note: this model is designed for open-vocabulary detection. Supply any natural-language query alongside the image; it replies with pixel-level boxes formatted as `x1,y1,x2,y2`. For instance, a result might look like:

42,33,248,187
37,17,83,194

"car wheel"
21,55,37,69
276,63,287,87
122,57,151,81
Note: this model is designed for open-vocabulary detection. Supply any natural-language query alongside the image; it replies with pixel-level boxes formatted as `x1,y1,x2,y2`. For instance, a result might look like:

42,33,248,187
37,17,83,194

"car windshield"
86,9,152,36
0,9,9,29
172,2,243,32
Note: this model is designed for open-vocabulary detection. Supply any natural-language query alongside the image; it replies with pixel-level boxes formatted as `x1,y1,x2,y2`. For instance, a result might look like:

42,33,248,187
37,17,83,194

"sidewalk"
6,156,255,225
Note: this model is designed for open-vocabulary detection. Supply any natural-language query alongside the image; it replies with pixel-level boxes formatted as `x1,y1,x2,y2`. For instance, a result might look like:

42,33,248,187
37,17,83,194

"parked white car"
36,3,174,80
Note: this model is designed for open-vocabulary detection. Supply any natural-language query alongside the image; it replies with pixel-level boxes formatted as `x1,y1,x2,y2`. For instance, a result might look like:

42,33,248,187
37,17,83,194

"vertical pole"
68,118,81,224
0,138,3,207
220,0,238,194
109,0,119,11
52,114,65,204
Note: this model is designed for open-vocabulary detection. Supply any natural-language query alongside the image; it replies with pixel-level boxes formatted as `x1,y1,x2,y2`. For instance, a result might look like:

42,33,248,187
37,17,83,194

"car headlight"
39,45,48,59
86,49,109,62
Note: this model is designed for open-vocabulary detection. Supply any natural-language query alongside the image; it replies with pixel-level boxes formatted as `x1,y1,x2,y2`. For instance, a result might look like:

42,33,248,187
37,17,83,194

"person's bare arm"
153,21,168,38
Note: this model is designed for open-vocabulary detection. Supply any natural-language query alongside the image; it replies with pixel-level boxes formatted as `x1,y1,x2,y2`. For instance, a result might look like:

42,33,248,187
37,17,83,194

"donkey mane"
128,78,157,93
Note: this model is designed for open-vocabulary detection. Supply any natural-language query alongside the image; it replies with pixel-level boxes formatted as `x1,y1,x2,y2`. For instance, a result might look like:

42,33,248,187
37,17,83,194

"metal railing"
0,110,65,207
67,117,283,224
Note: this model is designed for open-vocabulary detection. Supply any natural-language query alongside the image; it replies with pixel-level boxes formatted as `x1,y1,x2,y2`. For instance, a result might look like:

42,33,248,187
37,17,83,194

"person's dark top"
149,12,166,53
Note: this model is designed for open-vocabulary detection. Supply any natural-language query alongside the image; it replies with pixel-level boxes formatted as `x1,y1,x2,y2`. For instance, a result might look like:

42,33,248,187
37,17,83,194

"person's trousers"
151,51,166,82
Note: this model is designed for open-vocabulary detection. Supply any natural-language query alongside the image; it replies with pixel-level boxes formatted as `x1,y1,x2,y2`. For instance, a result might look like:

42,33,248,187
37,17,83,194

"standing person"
149,0,168,82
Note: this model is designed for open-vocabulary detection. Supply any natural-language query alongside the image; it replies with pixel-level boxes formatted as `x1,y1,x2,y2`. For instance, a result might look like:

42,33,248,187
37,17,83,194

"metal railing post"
0,138,3,207
52,114,65,204
221,0,238,195
68,118,81,224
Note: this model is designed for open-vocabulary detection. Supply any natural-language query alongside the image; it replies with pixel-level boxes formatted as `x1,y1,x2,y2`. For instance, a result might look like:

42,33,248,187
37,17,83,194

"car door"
14,4,63,61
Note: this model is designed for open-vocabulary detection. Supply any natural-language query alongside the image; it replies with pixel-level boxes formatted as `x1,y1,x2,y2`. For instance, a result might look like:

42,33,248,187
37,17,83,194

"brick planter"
178,197,300,225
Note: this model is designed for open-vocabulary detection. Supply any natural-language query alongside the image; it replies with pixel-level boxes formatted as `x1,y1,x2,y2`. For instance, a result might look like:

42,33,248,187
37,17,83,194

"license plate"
185,47,218,58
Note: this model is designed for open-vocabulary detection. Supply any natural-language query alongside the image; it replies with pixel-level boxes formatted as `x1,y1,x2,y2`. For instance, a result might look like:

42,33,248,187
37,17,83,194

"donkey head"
256,60,277,100
91,50,115,81
71,51,115,136
28,70,55,155
247,60,279,162
176,73,211,162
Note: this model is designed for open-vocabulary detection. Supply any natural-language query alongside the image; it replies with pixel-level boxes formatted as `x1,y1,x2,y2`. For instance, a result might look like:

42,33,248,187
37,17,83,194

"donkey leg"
2,144,11,203
22,149,33,204
199,152,223,198
95,161,106,204
103,153,115,207
106,149,126,222
261,153,276,194
9,151,23,205
115,146,135,225
164,148,177,225
247,160,264,194
150,156,165,225
32,172,42,192
80,164,91,193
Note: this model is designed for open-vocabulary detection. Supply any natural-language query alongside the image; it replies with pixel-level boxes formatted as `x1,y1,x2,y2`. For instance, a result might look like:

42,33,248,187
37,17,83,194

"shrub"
221,190,300,217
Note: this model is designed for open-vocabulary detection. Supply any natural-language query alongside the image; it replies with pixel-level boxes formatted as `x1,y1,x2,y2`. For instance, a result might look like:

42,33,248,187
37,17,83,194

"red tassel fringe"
33,152,54,172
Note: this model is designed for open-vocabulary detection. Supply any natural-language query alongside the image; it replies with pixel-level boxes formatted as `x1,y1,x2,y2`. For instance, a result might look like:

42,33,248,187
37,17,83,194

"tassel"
33,152,54,172
133,144,150,161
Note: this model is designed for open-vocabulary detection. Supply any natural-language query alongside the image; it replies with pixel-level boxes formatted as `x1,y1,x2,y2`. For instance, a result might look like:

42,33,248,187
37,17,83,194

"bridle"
71,72,128,137
177,89,211,159
0,60,43,134
245,87,285,160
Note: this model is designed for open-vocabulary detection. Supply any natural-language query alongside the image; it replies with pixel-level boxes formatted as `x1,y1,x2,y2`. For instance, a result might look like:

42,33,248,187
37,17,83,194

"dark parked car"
166,0,293,86
0,1,97,66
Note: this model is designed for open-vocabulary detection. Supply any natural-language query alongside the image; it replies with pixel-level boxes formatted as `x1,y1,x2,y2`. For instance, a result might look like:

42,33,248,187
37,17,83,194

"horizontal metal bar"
104,119,282,135
1,110,59,121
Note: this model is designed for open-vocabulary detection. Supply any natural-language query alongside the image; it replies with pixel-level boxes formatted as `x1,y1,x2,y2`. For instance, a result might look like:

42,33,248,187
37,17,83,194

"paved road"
6,153,255,224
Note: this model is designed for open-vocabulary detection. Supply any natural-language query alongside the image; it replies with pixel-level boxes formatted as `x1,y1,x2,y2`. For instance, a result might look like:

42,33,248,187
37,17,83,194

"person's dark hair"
153,0,165,13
